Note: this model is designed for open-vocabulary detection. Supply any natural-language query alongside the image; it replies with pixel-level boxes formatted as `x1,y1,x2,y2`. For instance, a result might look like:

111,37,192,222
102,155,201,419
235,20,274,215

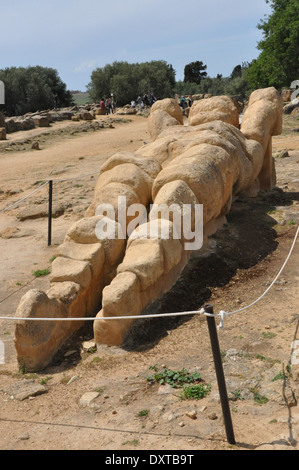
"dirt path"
0,113,298,451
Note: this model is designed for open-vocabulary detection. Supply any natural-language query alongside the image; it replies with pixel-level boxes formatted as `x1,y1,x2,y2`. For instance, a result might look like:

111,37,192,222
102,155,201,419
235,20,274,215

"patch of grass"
72,92,91,106
40,376,53,385
49,255,56,263
230,390,245,401
137,409,149,417
262,331,277,340
272,372,287,382
289,219,296,226
250,387,269,405
33,268,50,278
122,439,139,447
179,383,211,400
256,354,281,367
147,367,202,389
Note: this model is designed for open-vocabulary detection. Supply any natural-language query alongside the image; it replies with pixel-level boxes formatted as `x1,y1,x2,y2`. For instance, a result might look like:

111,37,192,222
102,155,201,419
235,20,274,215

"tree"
87,60,176,106
0,66,73,116
231,65,242,80
246,0,299,90
184,61,207,85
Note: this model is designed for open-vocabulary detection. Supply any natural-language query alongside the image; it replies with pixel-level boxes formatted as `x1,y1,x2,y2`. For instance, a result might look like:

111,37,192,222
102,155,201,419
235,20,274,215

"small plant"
33,268,50,278
289,219,296,226
272,372,287,382
231,390,245,401
250,387,269,405
256,354,281,367
19,364,28,375
262,331,277,339
40,376,53,385
122,439,139,447
180,383,211,400
147,367,202,389
49,255,56,263
137,409,149,417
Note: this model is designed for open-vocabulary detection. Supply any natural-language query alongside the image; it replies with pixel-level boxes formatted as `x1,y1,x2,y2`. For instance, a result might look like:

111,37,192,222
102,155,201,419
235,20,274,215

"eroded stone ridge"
14,88,283,371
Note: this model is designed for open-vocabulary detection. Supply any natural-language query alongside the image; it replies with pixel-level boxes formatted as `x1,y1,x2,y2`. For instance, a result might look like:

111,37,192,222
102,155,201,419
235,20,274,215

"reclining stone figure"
14,87,282,371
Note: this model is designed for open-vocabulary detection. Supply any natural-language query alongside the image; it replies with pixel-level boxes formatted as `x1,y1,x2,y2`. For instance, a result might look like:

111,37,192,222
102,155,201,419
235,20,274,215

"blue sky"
1,0,272,91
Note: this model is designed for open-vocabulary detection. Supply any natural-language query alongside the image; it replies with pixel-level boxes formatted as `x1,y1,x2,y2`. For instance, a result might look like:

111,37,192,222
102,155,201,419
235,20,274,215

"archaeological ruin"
14,87,283,371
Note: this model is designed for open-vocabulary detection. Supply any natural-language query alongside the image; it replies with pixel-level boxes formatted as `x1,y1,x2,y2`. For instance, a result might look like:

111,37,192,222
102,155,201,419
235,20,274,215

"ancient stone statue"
14,87,283,371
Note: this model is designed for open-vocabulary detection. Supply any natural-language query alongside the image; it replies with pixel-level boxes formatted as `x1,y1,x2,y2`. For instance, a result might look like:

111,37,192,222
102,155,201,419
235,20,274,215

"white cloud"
74,60,98,74
0,0,272,90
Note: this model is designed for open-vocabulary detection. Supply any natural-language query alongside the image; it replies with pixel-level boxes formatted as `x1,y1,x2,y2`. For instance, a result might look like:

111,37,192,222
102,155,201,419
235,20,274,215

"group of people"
100,90,158,114
133,91,157,110
99,94,117,115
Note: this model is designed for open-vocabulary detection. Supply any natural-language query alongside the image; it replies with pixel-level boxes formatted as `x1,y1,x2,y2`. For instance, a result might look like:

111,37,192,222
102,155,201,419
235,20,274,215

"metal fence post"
205,304,236,445
48,180,53,246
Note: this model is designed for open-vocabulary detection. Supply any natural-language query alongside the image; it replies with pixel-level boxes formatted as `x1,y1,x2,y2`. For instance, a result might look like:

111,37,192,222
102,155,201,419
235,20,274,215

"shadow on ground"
50,187,299,368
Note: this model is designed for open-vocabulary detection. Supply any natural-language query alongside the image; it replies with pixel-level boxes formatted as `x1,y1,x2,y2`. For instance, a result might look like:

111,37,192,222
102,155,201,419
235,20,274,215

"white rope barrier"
217,224,299,328
0,182,48,214
0,224,297,325
0,310,205,322
53,171,99,182
274,137,299,145
0,172,99,215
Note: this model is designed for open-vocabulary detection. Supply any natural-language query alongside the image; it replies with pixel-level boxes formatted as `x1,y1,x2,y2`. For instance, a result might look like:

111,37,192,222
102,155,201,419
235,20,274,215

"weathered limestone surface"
14,88,283,371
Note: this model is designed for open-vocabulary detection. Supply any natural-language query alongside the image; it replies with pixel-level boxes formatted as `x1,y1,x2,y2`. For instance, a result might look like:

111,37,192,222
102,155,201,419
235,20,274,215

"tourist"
111,94,117,113
137,95,143,110
105,97,112,115
180,95,187,110
100,98,106,112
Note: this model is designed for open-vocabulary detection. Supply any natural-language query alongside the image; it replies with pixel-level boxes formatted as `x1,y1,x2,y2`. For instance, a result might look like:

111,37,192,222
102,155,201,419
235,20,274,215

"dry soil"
0,111,298,451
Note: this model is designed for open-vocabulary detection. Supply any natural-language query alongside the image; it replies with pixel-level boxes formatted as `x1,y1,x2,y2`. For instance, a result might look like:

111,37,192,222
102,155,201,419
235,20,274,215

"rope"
0,172,99,215
0,310,204,322
274,137,299,145
217,225,299,328
52,171,99,182
0,182,48,214
1,225,297,325
0,191,297,327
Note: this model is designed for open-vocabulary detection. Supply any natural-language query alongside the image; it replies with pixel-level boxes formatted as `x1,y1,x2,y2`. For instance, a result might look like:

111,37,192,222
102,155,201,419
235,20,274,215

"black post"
205,304,236,445
48,180,53,246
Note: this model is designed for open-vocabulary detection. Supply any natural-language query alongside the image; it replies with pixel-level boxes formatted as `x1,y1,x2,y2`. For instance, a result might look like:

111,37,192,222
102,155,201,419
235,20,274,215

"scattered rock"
185,410,197,420
0,127,6,140
67,376,79,385
3,380,47,401
17,202,67,221
32,115,50,127
208,412,218,421
283,98,299,114
279,150,290,159
79,391,99,407
64,350,77,358
31,142,40,150
82,340,96,352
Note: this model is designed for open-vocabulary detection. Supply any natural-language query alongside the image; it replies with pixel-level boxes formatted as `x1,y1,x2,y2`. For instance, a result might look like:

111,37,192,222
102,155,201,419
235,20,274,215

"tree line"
0,66,74,116
1,0,298,116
